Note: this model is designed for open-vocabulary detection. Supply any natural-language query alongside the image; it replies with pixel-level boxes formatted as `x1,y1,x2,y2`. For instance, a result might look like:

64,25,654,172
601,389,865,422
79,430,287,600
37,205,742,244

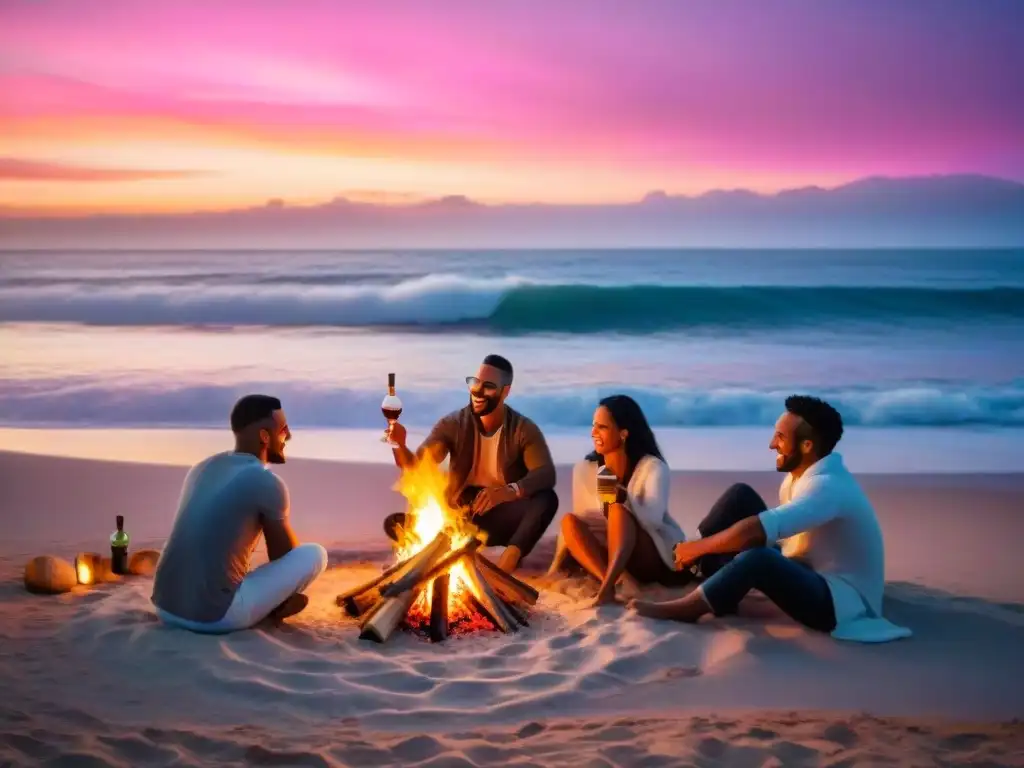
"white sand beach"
2,449,1023,766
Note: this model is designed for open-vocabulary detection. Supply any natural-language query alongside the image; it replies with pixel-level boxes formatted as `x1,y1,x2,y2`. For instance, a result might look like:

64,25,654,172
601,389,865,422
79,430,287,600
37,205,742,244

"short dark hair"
482,354,513,383
785,395,843,457
230,394,282,433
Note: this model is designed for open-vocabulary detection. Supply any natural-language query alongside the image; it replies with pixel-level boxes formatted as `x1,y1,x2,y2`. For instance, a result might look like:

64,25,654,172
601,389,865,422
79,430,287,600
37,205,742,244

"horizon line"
2,172,1022,220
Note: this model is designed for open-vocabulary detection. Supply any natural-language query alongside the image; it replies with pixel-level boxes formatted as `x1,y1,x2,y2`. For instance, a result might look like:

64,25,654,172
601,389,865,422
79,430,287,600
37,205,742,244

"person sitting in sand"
151,395,328,633
549,395,692,606
385,354,558,573
630,395,911,643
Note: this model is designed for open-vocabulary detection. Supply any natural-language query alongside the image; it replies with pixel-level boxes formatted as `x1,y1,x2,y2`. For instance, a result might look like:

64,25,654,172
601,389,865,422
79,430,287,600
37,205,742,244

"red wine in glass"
381,373,403,445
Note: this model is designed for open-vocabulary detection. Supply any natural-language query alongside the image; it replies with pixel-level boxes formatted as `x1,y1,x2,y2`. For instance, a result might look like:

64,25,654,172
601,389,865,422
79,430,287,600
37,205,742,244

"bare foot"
496,545,522,573
629,597,705,622
266,593,309,623
591,585,618,607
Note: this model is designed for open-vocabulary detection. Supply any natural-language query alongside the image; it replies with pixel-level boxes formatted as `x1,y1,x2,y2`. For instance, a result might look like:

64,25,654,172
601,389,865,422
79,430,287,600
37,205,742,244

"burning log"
502,597,530,628
429,574,449,643
341,454,542,642
462,557,516,634
336,553,415,616
376,532,453,598
477,556,540,607
336,533,449,617
359,587,424,643
381,538,479,598
339,542,537,642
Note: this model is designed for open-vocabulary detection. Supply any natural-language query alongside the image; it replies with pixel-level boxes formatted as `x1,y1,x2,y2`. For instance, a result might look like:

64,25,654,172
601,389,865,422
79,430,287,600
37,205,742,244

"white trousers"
157,543,328,634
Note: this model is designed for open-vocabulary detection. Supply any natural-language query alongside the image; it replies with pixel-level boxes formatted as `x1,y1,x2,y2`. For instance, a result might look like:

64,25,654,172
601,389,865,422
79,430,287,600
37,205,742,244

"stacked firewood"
336,533,538,643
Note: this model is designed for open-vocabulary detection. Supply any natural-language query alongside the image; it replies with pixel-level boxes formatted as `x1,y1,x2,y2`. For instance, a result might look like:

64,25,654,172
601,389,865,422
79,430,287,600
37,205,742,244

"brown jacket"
417,404,556,508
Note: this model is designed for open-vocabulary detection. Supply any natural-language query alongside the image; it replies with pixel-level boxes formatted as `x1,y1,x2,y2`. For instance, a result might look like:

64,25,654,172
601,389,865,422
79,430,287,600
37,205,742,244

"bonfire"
337,459,538,643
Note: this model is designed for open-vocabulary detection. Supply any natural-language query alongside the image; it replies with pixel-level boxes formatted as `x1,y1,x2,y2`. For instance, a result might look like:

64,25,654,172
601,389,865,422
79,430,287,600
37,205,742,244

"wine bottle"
110,515,130,575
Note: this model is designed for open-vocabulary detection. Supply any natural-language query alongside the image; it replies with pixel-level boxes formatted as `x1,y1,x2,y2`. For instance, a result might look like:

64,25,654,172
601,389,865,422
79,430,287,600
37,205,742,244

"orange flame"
75,555,94,585
392,459,482,621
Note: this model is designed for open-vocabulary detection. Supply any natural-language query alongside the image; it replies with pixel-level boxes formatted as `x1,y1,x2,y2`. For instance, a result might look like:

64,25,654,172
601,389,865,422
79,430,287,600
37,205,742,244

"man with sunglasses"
386,355,558,572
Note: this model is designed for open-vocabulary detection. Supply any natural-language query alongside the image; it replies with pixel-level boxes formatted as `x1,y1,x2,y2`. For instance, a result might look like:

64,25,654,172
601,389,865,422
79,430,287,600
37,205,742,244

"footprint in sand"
516,722,546,738
548,631,587,650
662,665,703,679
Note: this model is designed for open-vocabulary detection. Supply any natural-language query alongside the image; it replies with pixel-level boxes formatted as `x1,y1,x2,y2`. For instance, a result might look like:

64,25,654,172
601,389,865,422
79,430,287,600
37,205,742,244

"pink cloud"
0,0,1021,183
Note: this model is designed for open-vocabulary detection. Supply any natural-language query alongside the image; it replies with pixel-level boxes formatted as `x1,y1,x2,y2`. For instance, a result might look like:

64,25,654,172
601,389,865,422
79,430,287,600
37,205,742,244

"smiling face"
769,410,812,473
260,409,292,464
591,405,628,456
467,362,510,416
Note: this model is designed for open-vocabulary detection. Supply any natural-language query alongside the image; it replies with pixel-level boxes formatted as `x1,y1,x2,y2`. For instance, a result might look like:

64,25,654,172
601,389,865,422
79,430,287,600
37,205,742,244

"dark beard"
266,448,286,464
776,450,801,473
470,393,500,416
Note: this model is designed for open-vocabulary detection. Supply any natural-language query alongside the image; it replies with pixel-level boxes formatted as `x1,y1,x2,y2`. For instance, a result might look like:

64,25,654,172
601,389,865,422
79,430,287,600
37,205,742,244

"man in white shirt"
631,396,911,642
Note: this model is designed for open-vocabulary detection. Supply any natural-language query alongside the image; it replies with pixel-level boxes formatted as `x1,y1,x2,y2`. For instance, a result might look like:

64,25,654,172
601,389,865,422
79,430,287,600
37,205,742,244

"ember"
337,460,538,643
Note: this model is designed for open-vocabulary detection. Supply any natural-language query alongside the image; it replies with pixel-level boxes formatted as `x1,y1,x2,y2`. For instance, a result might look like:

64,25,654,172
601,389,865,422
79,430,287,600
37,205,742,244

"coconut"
129,549,161,577
24,555,78,594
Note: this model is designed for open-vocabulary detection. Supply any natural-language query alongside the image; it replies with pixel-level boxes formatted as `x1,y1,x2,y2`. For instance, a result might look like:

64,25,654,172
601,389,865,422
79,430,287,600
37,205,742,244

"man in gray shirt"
152,395,327,633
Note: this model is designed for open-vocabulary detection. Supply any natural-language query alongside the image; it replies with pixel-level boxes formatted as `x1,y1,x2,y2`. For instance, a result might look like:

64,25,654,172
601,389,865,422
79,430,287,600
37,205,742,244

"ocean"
1,248,1022,473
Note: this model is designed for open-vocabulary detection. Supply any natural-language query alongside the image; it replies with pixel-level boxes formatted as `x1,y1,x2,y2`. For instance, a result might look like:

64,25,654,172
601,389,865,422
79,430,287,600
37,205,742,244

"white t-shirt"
467,426,504,488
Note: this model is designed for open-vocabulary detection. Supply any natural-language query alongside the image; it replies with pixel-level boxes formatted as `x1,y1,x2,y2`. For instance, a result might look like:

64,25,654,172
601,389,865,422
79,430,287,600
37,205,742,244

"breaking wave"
0,274,1022,332
3,379,1023,429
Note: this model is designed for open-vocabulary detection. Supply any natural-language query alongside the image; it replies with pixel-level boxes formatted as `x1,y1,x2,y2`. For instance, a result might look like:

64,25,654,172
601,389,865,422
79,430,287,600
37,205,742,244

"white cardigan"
548,455,687,573
759,452,912,643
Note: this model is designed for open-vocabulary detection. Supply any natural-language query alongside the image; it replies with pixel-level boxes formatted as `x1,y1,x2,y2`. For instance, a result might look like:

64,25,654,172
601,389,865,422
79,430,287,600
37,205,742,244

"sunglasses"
466,376,502,394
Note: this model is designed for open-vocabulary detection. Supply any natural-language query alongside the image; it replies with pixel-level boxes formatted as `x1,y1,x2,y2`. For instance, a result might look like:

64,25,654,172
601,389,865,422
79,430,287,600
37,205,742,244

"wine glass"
381,391,403,445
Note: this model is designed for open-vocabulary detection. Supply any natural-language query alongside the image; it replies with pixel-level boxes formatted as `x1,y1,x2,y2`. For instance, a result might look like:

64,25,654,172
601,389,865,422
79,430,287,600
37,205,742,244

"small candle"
75,553,97,585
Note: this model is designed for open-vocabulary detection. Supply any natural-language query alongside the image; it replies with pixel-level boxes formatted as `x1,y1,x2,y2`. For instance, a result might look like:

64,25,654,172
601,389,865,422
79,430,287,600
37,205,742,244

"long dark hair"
586,394,665,485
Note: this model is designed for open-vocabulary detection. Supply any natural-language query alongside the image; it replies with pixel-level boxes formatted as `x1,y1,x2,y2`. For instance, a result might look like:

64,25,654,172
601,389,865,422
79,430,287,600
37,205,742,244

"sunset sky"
1,0,1022,214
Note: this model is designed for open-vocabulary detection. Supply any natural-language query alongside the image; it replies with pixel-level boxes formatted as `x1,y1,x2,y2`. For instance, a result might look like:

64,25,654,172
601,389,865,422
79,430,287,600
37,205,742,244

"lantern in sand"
74,552,101,585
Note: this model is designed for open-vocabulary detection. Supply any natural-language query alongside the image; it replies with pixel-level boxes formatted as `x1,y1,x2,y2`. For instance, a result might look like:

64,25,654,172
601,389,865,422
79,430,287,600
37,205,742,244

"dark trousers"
696,483,837,633
696,481,769,578
384,486,559,558
612,511,694,587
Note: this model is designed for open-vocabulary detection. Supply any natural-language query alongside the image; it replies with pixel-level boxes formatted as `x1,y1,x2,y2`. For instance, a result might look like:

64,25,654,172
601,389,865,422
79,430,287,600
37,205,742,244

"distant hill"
2,174,1023,248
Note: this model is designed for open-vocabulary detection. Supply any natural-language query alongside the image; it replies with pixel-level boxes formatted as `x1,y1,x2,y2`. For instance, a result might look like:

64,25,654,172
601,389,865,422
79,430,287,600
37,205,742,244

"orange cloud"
0,157,207,182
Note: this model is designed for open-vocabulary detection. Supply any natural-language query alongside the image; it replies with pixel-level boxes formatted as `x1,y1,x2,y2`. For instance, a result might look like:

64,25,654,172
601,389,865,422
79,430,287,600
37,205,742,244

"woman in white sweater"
554,395,691,606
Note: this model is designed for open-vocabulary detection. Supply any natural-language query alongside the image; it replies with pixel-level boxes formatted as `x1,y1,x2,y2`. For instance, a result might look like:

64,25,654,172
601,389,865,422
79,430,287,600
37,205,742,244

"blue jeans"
700,547,837,633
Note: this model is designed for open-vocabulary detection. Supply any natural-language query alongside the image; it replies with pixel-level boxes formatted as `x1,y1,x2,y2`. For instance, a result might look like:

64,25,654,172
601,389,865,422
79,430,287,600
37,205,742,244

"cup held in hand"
596,466,619,507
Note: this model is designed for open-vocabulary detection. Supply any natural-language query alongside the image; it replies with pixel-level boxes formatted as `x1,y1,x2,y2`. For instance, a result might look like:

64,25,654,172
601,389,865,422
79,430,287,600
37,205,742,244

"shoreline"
3,424,1024,474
